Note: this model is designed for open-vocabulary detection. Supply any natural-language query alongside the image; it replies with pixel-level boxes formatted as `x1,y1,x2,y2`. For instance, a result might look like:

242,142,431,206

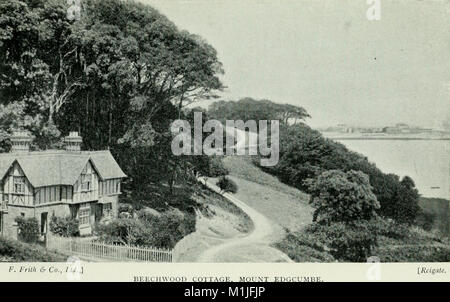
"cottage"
0,131,126,238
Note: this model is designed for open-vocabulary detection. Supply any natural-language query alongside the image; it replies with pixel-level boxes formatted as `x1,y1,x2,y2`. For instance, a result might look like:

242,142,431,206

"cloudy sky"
142,0,449,128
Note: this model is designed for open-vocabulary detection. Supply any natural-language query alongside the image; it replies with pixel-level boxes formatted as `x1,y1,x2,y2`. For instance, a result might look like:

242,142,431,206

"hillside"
0,237,67,262
220,155,450,262
222,155,310,203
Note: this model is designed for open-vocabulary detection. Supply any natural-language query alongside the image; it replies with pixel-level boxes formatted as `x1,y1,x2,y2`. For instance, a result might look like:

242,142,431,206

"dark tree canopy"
305,169,380,224
207,98,310,130
0,0,225,204
0,0,224,150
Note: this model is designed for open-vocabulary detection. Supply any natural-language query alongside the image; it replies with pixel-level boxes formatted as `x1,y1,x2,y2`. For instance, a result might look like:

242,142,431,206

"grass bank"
222,156,309,202
0,237,67,262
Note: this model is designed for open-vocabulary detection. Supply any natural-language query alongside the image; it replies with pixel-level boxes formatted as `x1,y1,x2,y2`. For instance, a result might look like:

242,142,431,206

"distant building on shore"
320,123,447,137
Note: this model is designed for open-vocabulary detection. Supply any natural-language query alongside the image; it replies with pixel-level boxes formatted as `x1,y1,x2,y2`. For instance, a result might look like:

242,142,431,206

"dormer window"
13,176,25,194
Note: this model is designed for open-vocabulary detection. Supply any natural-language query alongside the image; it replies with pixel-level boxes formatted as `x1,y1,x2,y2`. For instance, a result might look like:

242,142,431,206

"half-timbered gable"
73,160,100,203
0,131,126,238
2,161,34,206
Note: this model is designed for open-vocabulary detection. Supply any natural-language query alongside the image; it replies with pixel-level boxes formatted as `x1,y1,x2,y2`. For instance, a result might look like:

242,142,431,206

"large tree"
0,0,224,150
0,0,225,202
207,98,310,129
0,0,85,135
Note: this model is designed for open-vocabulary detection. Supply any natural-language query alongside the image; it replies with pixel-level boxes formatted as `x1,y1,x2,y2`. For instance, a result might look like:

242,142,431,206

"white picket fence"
47,235,173,262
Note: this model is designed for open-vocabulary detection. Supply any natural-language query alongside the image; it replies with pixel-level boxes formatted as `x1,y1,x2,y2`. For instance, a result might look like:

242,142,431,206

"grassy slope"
221,156,313,233
0,237,68,262
195,184,254,235
418,197,449,236
222,156,310,202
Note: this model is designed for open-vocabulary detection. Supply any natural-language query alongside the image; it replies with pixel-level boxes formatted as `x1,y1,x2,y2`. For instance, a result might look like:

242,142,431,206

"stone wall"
0,203,71,239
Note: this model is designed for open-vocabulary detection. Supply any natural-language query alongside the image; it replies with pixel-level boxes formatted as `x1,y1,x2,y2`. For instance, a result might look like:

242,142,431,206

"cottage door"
94,204,102,223
40,212,48,234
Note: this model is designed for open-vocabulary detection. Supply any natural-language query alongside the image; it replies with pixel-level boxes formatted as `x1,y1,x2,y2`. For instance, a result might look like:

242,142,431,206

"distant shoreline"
321,133,450,140
326,137,450,141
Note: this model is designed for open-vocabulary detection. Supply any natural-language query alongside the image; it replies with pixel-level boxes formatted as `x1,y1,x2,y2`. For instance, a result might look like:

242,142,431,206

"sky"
141,0,450,128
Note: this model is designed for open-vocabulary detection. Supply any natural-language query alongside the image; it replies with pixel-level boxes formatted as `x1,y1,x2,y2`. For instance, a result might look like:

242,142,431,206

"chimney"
10,131,33,153
64,131,82,152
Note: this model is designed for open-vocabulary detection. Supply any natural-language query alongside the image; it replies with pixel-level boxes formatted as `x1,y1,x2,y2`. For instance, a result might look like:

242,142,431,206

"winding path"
196,177,293,263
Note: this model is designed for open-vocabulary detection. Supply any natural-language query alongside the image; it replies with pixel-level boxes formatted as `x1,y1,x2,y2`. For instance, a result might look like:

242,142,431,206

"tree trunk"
108,100,112,148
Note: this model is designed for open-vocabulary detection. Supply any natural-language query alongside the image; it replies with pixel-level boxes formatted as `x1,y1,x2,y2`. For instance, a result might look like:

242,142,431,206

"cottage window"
13,176,25,194
81,174,91,192
78,203,90,226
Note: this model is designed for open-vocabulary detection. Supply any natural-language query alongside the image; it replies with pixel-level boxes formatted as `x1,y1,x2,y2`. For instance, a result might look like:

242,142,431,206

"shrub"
393,176,420,224
15,217,40,244
49,216,80,237
275,232,335,262
118,203,134,215
96,208,196,249
375,245,450,262
96,218,143,245
217,176,238,193
373,217,410,240
277,221,379,262
305,221,379,262
0,237,67,262
138,208,196,248
415,209,436,232
305,170,380,224
207,156,229,177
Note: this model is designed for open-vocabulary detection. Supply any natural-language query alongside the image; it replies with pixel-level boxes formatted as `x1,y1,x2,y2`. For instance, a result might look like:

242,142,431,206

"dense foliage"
255,123,420,224
206,99,424,262
305,170,380,224
206,98,421,225
49,215,80,237
217,176,238,194
207,98,310,129
277,217,449,262
0,237,67,261
97,208,195,249
0,0,225,213
15,216,40,243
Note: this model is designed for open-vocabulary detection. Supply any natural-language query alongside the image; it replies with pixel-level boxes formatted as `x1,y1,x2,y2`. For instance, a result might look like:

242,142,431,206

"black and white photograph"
0,0,449,279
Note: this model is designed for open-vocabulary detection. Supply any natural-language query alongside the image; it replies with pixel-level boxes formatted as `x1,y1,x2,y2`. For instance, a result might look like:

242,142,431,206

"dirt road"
196,177,293,262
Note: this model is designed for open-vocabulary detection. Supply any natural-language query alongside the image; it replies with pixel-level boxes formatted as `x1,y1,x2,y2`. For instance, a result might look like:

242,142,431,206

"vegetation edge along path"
195,177,293,263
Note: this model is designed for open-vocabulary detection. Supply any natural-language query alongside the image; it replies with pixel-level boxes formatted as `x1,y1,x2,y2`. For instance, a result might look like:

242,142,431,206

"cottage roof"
0,150,126,188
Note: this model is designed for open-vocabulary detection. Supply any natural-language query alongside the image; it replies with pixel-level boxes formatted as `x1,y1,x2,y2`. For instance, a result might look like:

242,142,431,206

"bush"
305,170,380,224
96,208,196,249
207,156,229,177
49,216,80,237
276,220,379,262
217,176,238,193
374,217,411,240
415,209,436,232
0,237,67,262
96,218,143,245
305,221,379,262
375,245,450,262
15,217,40,244
275,232,335,262
118,203,134,215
